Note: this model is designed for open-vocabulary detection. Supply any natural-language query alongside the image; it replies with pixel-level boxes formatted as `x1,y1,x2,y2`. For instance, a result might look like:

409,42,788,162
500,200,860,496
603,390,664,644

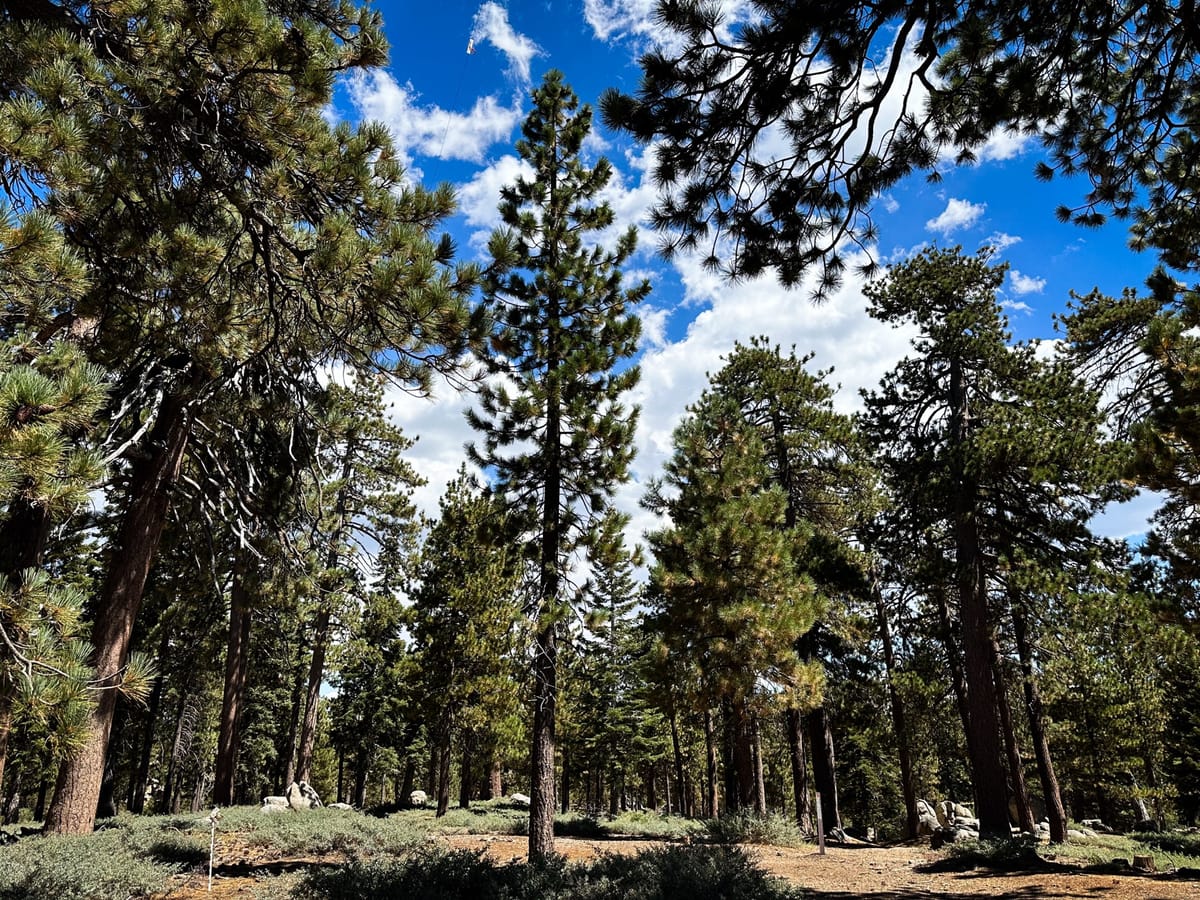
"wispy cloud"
985,231,1021,252
471,2,542,86
926,198,985,236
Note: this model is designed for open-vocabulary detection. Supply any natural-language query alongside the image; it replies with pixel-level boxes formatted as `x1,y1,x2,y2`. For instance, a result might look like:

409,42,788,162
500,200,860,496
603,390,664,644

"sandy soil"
161,833,1200,899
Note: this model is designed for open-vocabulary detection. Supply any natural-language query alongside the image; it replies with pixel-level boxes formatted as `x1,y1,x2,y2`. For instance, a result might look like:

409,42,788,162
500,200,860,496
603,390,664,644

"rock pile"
260,781,324,813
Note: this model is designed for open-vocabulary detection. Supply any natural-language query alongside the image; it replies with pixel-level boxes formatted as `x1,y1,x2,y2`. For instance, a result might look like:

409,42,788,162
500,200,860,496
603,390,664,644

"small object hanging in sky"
466,37,476,54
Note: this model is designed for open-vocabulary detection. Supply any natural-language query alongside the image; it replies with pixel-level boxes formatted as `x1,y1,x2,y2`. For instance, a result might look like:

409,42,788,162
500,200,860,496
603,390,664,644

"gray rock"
917,813,939,836
261,802,289,815
287,781,313,811
954,816,980,830
328,802,354,810
262,795,288,808
298,781,323,808
510,792,531,807
952,803,973,819
936,801,951,828
410,790,428,806
1067,829,1087,840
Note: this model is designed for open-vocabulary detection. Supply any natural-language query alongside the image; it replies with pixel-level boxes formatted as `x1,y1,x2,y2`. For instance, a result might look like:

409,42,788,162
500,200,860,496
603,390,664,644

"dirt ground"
162,833,1200,899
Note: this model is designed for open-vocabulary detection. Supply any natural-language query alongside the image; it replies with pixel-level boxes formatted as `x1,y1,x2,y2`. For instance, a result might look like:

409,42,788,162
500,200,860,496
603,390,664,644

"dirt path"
162,834,1200,899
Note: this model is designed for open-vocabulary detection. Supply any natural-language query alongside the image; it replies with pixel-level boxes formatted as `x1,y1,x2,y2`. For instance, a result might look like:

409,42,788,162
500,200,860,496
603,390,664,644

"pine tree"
467,70,646,858
706,337,870,833
860,246,1121,839
601,1,1200,289
408,468,523,817
1,0,480,832
645,394,820,814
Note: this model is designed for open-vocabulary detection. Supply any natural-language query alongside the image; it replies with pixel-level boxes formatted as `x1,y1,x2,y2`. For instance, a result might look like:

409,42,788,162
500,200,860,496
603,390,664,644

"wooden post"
816,790,826,855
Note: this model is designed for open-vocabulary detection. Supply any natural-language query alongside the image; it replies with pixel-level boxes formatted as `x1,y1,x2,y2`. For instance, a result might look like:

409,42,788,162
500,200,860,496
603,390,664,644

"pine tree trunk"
280,645,306,791
399,759,415,803
460,743,472,809
785,707,813,832
875,586,918,838
992,637,1035,833
435,717,452,817
752,715,767,816
95,703,125,819
1013,607,1067,842
489,755,502,800
807,707,841,834
354,745,369,808
214,562,253,806
704,707,719,817
295,605,331,786
45,390,192,834
161,690,189,816
669,698,686,815
560,744,571,814
34,765,49,821
129,638,165,814
3,764,20,824
949,357,1011,839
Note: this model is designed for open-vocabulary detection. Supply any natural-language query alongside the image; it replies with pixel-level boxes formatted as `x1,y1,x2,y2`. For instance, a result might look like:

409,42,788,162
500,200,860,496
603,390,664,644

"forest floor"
160,832,1200,899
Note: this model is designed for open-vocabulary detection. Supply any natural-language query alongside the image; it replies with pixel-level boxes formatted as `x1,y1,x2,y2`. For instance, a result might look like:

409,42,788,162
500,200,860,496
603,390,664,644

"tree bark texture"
806,707,842,834
528,622,557,858
992,637,1036,833
950,357,1011,839
1013,607,1068,842
875,586,918,838
214,562,253,806
752,716,767,816
785,707,813,832
44,390,192,834
295,605,331,785
704,707,719,818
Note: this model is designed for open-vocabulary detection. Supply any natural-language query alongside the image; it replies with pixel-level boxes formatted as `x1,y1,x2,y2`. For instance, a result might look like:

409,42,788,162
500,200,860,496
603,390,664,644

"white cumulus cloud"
347,71,521,172
1009,270,1046,295
926,198,986,236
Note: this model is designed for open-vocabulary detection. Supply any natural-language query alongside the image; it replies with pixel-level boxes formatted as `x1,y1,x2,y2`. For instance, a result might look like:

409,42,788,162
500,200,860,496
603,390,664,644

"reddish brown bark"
295,605,331,785
785,707,813,832
949,356,1011,839
992,637,1036,833
1013,607,1068,842
875,585,918,838
44,390,192,834
213,562,253,806
807,706,842,834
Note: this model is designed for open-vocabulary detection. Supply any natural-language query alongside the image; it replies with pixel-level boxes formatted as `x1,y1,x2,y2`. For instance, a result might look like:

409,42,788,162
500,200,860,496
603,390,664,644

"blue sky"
339,0,1166,543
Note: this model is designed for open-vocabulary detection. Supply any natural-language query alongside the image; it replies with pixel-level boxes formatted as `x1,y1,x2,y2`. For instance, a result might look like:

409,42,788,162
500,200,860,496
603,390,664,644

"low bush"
600,812,701,840
701,811,809,848
0,828,178,900
294,844,802,900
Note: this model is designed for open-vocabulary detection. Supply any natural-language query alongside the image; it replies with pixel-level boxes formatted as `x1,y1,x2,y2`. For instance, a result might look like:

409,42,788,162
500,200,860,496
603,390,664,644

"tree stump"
1132,854,1155,872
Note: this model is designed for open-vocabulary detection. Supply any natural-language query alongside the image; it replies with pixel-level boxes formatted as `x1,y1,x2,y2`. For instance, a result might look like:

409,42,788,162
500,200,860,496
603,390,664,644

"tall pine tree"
468,70,646,858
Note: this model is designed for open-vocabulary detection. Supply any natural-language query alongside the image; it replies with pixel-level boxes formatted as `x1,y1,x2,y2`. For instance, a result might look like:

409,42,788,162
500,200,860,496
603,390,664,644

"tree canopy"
601,0,1200,290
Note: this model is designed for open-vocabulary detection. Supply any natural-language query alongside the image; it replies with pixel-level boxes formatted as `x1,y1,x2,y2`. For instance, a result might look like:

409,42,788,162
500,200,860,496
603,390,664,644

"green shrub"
599,812,701,840
555,813,606,838
701,811,809,848
294,844,801,900
931,836,1043,871
0,829,177,900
